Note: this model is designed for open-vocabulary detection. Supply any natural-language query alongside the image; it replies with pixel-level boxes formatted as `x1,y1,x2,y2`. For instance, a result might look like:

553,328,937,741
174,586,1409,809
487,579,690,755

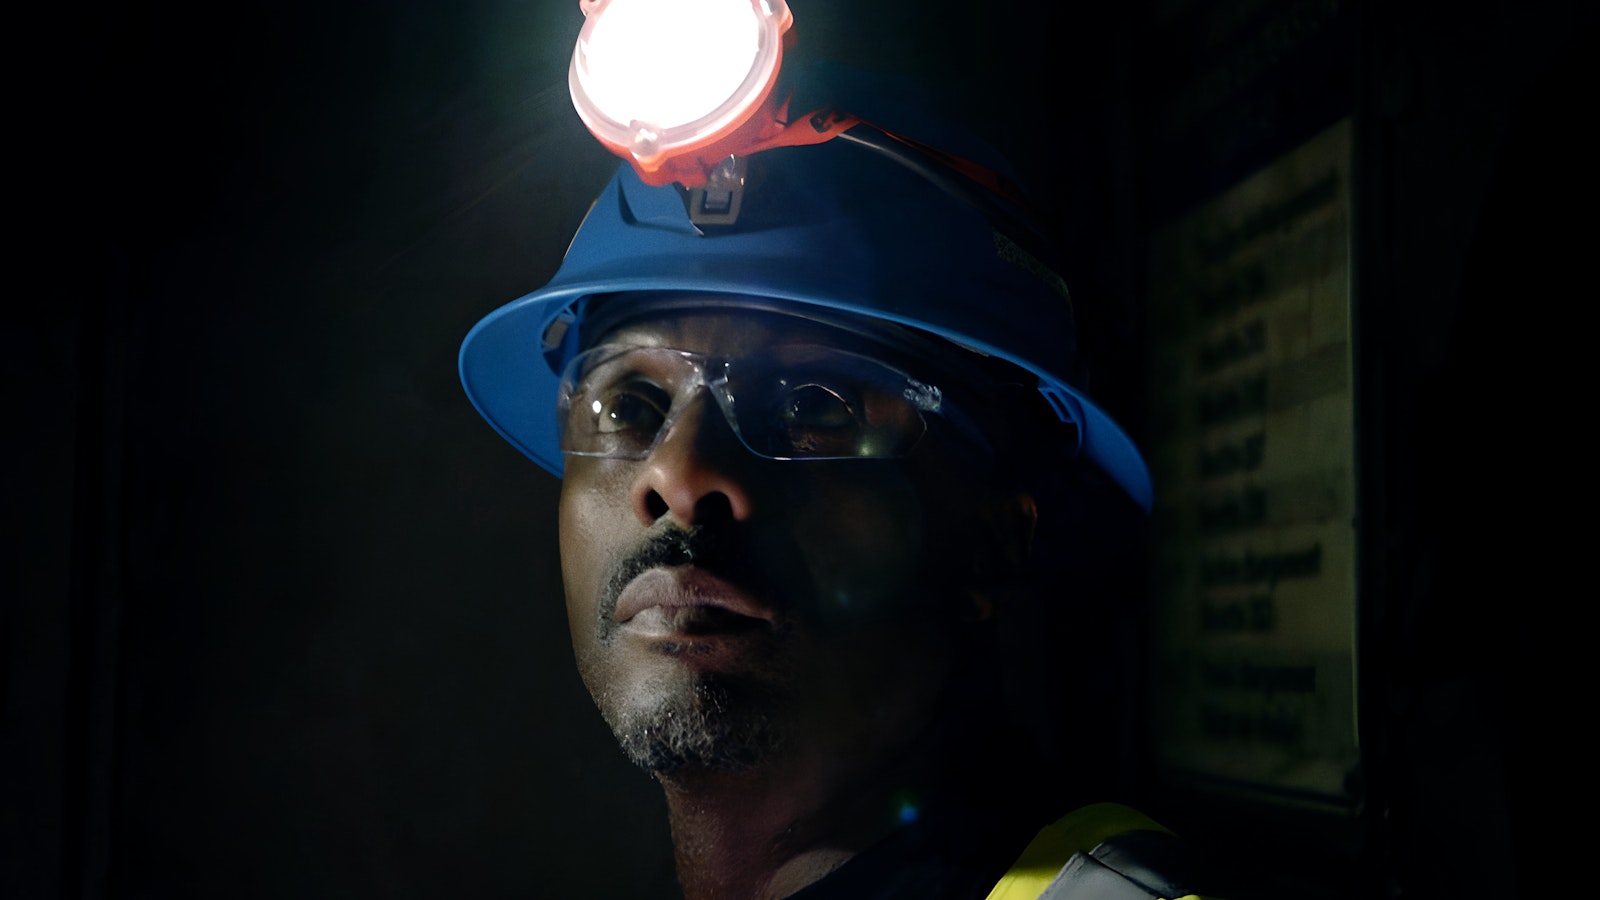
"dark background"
6,1,1593,897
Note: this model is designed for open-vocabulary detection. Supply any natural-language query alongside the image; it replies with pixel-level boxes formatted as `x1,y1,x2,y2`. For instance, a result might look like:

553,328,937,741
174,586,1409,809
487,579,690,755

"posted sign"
1146,118,1359,808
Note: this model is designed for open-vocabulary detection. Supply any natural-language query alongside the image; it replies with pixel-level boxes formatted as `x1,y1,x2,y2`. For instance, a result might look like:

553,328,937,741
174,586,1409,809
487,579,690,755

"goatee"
605,671,785,774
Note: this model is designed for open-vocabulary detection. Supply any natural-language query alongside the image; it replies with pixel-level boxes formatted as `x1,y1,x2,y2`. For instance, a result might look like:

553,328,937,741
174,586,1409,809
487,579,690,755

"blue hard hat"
458,102,1152,511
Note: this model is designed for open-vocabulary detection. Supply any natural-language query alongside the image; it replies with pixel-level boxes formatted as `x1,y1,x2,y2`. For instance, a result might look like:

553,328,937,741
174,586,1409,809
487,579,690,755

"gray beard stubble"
604,672,783,774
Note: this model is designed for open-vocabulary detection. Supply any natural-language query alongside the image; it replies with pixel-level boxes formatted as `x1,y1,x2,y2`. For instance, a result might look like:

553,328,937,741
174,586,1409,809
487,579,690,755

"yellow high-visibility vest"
986,803,1221,900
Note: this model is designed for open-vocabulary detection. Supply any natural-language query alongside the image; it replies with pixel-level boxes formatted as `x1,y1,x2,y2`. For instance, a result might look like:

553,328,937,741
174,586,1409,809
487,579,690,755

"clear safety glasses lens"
557,343,944,461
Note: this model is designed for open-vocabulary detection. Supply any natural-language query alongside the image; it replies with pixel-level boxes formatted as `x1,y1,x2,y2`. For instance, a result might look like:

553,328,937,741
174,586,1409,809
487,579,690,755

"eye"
774,382,862,455
593,381,672,435
780,383,857,430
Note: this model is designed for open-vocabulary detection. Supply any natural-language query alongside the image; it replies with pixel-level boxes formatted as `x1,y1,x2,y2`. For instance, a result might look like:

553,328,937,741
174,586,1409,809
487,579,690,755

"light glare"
578,0,760,130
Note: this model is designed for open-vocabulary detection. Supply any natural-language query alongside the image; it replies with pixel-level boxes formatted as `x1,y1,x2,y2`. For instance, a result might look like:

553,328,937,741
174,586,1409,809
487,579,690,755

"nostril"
643,490,670,522
693,492,737,525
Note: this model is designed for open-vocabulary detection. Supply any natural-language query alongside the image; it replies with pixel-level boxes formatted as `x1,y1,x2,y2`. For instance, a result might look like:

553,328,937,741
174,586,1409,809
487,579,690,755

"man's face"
558,305,1007,779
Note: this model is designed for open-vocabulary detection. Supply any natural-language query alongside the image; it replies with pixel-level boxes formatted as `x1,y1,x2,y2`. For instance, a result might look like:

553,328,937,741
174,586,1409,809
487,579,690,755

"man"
459,71,1216,899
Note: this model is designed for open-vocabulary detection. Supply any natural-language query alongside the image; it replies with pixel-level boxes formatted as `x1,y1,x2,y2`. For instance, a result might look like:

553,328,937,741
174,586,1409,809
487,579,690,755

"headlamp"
563,0,1052,251
568,0,796,187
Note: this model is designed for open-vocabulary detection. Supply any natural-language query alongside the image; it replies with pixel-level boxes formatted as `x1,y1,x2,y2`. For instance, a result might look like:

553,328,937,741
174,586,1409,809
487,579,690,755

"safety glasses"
557,342,946,461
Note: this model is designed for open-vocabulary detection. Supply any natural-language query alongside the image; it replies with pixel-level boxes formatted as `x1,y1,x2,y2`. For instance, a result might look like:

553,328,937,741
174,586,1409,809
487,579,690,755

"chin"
600,670,788,774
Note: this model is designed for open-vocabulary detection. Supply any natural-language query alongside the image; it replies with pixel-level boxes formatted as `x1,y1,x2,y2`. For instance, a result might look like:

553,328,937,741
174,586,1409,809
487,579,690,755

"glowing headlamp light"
569,0,794,187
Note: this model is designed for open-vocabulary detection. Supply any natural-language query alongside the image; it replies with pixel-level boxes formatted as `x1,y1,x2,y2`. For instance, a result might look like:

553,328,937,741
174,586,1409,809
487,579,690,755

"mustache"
597,525,745,623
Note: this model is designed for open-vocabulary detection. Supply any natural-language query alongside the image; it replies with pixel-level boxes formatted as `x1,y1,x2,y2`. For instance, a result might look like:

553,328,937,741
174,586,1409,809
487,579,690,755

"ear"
961,491,1039,622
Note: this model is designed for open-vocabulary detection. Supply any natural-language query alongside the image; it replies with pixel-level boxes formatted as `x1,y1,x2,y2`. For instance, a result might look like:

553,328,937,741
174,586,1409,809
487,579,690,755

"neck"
656,737,950,900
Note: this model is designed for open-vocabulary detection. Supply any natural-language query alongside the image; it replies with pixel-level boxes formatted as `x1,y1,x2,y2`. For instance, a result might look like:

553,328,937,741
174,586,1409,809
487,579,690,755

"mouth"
611,567,776,638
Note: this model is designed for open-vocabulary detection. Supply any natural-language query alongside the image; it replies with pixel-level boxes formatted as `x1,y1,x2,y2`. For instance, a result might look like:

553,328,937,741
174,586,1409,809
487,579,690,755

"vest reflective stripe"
985,803,1180,900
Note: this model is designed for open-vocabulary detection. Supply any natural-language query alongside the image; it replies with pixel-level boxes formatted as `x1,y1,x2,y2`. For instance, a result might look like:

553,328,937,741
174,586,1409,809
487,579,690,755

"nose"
629,393,756,527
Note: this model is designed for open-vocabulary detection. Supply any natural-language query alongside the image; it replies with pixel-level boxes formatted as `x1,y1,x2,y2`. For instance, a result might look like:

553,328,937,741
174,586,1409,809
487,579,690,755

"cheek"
558,460,636,648
785,467,929,627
